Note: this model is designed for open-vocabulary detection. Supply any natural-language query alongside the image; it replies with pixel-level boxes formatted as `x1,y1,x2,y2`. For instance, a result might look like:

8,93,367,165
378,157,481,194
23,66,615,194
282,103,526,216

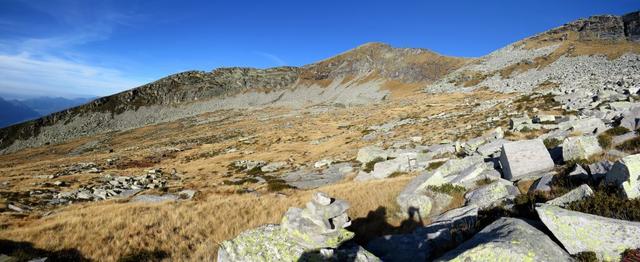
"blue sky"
0,0,638,98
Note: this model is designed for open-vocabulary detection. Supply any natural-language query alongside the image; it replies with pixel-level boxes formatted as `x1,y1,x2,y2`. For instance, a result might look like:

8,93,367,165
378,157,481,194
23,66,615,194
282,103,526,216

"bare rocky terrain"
1,11,640,262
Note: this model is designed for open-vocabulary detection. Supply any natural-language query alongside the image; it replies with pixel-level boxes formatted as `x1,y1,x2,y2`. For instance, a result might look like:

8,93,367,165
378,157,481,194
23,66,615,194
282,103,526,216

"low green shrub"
567,191,640,222
363,157,385,173
616,136,640,153
597,133,612,149
573,251,598,262
605,126,630,136
543,138,562,149
427,161,446,171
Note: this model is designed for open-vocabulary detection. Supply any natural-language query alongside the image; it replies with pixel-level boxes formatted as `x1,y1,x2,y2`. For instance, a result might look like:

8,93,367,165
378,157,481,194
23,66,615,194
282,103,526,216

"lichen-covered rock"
218,224,307,261
546,184,594,207
562,136,603,162
536,203,640,261
499,139,555,181
434,217,571,262
605,154,640,199
464,180,519,209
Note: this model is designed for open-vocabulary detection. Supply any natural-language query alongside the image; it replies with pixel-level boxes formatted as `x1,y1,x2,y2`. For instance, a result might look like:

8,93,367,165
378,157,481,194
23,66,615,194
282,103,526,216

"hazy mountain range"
0,96,95,128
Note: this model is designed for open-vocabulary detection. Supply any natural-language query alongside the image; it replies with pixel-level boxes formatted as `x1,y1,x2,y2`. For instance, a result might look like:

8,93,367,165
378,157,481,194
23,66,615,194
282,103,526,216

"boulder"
283,163,351,189
356,146,388,164
536,203,640,261
476,139,508,157
529,172,554,192
620,105,640,131
464,180,519,209
546,184,594,207
463,137,486,155
314,159,333,169
370,153,417,179
261,162,288,172
130,194,178,203
605,154,640,199
510,115,532,131
434,217,571,262
558,117,606,135
533,114,557,124
568,164,590,182
588,160,613,180
562,136,603,162
499,139,555,181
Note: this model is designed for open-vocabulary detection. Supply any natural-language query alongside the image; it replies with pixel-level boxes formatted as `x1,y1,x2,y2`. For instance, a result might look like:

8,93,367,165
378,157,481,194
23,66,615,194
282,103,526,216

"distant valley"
0,96,95,128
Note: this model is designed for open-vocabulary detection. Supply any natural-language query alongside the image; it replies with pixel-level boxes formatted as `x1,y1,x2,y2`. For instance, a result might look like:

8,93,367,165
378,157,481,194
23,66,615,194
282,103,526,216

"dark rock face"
623,11,640,42
546,11,640,42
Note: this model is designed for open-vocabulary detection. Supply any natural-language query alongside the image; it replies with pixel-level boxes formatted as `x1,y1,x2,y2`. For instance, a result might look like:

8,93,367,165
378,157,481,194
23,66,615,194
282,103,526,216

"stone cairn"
281,192,353,249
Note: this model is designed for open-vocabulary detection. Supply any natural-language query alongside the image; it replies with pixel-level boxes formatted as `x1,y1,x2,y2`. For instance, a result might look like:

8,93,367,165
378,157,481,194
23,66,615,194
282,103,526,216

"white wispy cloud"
255,51,288,66
0,52,142,97
0,1,145,98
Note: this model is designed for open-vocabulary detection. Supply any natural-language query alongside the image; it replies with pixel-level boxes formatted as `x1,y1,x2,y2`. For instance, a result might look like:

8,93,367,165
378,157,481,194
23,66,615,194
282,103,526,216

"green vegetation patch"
427,160,446,171
616,136,640,154
427,183,467,195
567,190,640,222
543,137,562,149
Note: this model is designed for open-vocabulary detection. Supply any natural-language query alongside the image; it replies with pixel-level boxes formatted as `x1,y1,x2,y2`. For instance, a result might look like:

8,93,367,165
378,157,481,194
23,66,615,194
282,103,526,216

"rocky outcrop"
434,217,571,261
218,192,378,261
536,203,640,261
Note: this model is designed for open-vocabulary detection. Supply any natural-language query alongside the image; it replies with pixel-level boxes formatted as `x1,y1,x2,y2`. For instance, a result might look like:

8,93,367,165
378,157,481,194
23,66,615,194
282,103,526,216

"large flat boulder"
558,117,606,135
562,136,603,162
434,217,571,262
499,139,555,181
605,153,640,199
536,204,640,261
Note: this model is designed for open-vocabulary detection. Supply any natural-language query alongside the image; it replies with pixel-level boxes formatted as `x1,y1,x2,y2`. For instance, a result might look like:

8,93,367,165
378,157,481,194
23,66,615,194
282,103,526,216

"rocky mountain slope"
0,44,465,153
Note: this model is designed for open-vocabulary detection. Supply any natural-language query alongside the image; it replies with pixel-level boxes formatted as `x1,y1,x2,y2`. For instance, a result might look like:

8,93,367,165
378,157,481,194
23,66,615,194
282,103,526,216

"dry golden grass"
0,177,411,261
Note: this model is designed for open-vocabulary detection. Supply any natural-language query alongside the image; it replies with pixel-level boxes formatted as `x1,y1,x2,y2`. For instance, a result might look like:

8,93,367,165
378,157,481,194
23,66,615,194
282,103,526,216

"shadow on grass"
0,239,90,262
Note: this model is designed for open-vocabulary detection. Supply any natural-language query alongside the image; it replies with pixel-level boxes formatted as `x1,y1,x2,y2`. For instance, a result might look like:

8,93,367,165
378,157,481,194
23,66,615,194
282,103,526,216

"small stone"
314,159,333,169
312,192,332,206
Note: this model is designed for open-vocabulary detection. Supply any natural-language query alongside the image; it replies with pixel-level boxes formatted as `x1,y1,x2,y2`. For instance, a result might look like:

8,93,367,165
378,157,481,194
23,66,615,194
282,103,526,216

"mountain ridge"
1,11,639,153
